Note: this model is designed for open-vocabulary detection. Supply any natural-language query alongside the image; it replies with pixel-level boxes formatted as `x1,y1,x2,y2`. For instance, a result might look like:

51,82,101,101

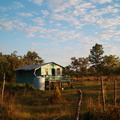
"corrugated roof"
14,62,64,71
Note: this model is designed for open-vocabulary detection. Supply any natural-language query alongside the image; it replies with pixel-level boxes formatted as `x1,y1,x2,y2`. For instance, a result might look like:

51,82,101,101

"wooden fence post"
101,77,105,112
75,90,82,120
114,80,117,106
1,73,6,105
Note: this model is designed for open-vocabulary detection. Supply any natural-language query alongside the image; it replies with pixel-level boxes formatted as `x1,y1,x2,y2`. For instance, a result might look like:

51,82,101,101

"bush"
84,105,120,120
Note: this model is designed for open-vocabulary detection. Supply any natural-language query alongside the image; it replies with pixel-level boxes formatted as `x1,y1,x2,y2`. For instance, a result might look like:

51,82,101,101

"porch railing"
45,76,71,82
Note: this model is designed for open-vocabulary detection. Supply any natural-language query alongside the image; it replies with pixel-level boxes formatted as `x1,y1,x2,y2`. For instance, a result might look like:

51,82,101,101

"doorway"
52,68,55,76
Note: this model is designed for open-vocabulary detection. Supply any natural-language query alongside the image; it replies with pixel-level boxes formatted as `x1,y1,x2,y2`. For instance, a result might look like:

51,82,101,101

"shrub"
84,105,120,120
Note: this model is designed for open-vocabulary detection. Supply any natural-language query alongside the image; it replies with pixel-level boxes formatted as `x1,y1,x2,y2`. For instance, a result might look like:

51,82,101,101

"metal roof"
14,62,64,71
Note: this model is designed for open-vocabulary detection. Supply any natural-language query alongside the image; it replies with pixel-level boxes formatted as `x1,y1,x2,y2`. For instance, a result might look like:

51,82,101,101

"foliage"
101,55,120,75
24,51,44,65
89,43,104,76
0,51,44,82
63,57,89,78
84,105,120,120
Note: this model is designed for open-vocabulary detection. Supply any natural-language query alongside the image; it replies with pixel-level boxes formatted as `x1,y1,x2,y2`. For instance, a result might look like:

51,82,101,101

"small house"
15,62,64,84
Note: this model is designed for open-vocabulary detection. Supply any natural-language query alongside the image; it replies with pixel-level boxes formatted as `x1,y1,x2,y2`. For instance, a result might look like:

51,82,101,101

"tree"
89,43,104,78
24,51,44,65
0,51,25,82
102,55,120,76
0,53,10,81
65,57,89,78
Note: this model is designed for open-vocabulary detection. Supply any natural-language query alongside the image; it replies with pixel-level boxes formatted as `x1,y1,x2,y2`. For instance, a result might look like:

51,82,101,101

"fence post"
101,77,105,112
1,73,6,105
75,90,82,120
114,80,117,106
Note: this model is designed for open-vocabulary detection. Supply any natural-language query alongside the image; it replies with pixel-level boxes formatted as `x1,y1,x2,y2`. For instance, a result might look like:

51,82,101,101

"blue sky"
0,0,120,66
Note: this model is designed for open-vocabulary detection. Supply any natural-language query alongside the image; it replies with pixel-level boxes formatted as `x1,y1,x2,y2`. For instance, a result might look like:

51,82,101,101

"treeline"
63,43,120,79
0,51,44,82
0,43,120,82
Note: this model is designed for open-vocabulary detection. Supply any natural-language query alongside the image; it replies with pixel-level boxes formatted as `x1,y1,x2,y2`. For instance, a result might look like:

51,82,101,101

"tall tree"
89,43,104,77
24,51,44,65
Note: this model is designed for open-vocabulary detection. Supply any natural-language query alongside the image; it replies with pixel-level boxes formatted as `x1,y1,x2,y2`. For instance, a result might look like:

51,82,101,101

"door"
51,68,55,76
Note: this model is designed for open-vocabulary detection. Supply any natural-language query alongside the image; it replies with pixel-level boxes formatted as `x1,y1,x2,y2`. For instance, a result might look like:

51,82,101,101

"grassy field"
0,78,120,120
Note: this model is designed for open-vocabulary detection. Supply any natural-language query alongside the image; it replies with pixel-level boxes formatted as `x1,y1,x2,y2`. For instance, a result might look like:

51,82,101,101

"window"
57,68,60,75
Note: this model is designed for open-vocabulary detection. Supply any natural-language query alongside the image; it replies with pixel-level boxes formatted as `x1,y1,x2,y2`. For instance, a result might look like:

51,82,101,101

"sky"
0,0,120,66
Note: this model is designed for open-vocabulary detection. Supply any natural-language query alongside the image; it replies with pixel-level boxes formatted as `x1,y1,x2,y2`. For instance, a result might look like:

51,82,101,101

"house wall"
41,63,63,76
16,69,41,83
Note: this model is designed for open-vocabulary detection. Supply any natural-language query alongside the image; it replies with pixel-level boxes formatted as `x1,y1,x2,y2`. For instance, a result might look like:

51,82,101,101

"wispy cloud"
95,30,120,40
0,19,27,30
0,6,7,11
28,0,43,5
18,12,33,17
96,16,120,28
104,44,120,56
41,10,49,17
91,0,112,4
0,21,15,30
0,2,24,11
32,17,45,25
11,2,24,9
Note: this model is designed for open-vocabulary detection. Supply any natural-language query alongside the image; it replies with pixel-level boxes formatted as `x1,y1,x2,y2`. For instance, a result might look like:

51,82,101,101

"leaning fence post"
1,73,6,105
101,77,105,112
75,89,82,120
114,80,117,106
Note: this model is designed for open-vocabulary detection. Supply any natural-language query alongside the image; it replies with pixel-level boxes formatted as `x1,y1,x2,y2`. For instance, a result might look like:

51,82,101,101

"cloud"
91,0,112,4
114,36,120,41
41,10,49,17
28,0,43,5
32,17,44,25
11,2,24,9
0,6,7,11
56,23,61,26
96,16,120,28
26,33,35,37
104,44,120,56
75,2,95,9
29,42,40,45
0,21,15,30
0,2,24,11
48,0,77,12
0,19,27,30
18,12,33,17
95,30,120,40
25,26,46,34
51,13,83,28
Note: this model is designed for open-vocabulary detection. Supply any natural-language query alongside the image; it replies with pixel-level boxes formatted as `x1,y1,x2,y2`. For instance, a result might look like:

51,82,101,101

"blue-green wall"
16,69,41,83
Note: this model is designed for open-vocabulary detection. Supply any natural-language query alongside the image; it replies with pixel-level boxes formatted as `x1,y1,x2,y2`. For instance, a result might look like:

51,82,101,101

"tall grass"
0,78,120,120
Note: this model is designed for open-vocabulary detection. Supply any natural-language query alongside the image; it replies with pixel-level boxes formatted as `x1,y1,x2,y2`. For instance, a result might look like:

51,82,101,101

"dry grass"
0,78,120,120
